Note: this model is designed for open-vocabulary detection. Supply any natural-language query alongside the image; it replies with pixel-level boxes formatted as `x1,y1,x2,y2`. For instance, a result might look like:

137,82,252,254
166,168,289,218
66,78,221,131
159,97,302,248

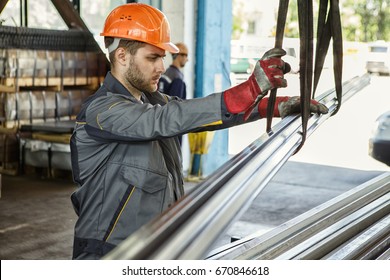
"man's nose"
157,58,165,73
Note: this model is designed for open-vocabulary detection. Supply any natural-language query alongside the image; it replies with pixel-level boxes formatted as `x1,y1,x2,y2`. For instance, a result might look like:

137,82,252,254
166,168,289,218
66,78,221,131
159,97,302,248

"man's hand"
258,96,329,118
223,48,290,114
278,96,329,118
253,48,289,93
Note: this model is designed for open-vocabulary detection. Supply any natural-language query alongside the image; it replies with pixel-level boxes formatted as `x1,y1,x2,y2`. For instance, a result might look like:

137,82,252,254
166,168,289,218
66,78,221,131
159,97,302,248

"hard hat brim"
100,34,180,54
158,42,179,53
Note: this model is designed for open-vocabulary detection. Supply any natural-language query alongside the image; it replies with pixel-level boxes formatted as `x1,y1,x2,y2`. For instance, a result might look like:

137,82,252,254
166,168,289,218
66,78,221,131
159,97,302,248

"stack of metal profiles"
208,172,390,260
103,73,389,260
0,25,106,89
17,90,92,175
0,26,108,175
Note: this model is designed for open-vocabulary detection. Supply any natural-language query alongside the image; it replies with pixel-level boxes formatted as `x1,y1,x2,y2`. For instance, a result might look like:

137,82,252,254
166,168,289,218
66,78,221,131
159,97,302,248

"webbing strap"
296,0,314,152
266,0,290,133
250,0,343,151
313,0,331,96
313,0,343,116
330,0,343,115
243,0,290,123
274,0,343,152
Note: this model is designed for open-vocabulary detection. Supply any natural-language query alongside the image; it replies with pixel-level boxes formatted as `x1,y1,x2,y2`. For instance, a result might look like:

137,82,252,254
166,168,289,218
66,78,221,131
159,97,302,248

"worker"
158,42,189,100
158,42,189,144
70,3,328,260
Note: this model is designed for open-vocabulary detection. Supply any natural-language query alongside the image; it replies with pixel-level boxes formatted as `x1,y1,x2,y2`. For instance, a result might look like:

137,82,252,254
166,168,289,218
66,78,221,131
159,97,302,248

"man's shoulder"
86,88,136,111
164,65,183,80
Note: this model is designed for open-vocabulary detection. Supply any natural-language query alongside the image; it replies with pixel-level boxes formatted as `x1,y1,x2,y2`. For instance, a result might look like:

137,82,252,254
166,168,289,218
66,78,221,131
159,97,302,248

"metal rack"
0,25,108,175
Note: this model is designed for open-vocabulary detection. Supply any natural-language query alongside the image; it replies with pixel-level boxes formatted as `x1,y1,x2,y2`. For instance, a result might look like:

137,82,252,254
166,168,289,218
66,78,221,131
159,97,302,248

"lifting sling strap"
266,0,290,134
296,0,314,151
266,0,343,152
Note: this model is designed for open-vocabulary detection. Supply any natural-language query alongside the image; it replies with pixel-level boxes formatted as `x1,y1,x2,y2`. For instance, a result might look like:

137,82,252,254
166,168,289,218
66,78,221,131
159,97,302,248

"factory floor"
0,161,385,260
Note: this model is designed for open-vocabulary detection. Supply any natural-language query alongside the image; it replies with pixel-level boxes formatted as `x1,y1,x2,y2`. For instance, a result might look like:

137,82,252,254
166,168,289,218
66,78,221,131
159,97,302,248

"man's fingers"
263,55,291,75
279,97,329,118
266,57,284,68
262,47,287,59
310,102,329,115
283,62,291,74
271,76,287,88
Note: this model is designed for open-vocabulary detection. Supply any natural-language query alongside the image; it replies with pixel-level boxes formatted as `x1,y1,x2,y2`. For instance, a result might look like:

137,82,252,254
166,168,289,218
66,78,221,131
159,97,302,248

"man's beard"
124,58,155,93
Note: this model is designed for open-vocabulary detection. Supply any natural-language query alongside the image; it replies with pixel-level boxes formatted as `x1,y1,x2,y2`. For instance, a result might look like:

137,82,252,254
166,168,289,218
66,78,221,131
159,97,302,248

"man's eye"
149,56,164,62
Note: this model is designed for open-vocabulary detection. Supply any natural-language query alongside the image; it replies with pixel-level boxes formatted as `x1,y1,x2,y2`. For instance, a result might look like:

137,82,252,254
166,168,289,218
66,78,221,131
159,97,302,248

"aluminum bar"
355,232,390,260
323,215,390,260
209,172,390,260
377,247,390,260
283,194,390,259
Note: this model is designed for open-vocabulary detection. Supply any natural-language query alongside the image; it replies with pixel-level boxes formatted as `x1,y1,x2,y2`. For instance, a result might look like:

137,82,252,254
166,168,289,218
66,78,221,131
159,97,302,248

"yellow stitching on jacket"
201,120,223,127
96,114,103,130
109,101,128,110
105,186,136,242
76,121,87,125
97,101,131,130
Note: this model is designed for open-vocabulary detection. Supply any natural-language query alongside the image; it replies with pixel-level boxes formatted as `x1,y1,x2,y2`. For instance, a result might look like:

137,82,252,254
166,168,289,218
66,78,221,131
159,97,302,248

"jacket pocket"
102,164,173,244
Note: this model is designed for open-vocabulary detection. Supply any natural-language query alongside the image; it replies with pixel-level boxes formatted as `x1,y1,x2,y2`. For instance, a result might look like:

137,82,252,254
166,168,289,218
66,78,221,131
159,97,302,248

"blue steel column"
195,0,232,176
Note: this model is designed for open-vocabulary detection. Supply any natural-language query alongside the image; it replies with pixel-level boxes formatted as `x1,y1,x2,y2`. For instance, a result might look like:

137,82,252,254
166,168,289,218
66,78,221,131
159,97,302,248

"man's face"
178,53,188,68
125,44,166,93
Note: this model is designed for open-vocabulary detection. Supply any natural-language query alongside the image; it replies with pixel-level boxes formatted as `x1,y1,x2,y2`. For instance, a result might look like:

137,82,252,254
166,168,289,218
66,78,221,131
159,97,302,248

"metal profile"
323,214,390,260
280,193,390,260
210,172,390,260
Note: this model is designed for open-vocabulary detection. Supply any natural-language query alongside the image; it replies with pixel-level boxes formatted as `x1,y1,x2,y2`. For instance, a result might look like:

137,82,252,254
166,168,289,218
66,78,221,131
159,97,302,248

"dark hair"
104,37,146,65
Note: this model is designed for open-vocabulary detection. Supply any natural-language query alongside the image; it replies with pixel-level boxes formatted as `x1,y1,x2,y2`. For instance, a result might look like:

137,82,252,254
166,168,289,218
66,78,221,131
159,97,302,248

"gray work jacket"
70,72,262,258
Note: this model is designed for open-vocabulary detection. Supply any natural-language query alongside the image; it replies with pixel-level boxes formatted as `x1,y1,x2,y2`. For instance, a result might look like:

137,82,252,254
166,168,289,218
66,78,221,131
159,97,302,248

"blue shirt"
158,65,187,100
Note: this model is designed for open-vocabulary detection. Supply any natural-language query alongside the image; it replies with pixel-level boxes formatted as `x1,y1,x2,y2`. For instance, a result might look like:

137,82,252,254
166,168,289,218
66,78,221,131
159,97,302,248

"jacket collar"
103,72,168,106
103,72,131,96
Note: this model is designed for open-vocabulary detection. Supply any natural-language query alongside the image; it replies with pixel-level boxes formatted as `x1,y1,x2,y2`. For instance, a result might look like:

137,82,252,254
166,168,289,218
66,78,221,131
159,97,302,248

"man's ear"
115,47,128,66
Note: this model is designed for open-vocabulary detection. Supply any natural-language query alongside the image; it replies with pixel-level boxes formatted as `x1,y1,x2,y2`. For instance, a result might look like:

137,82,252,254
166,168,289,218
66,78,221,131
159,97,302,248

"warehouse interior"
0,0,389,261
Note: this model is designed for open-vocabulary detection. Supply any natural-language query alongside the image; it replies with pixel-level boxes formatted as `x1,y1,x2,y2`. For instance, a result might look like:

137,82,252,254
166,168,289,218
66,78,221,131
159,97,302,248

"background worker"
70,3,328,260
159,42,189,100
159,42,189,144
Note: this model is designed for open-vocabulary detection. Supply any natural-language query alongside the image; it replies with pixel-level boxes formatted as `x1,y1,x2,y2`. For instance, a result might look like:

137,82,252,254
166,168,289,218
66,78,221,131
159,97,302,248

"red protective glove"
258,96,329,118
224,48,288,114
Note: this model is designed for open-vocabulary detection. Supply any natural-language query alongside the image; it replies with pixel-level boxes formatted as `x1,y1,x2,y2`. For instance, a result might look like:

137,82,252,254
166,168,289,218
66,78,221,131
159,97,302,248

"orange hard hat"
100,3,179,53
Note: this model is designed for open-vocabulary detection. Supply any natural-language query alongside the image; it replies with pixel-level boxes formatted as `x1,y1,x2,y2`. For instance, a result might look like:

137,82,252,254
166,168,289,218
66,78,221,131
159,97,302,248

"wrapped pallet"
0,25,109,175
